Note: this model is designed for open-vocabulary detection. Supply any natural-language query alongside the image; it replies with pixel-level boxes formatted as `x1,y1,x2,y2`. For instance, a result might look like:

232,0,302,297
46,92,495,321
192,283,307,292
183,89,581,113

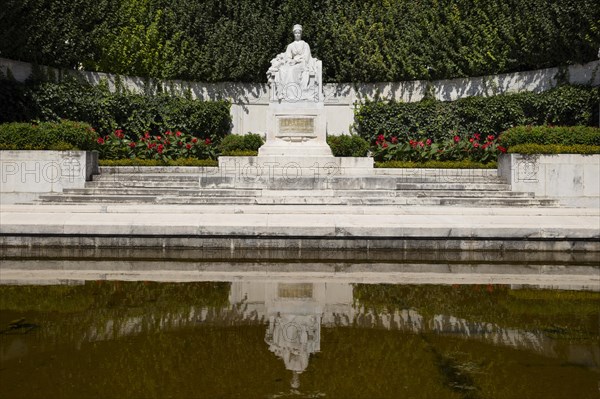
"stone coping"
1,204,598,252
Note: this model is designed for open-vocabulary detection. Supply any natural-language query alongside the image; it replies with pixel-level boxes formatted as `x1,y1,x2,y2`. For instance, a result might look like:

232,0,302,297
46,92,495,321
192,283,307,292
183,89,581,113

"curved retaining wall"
2,57,598,136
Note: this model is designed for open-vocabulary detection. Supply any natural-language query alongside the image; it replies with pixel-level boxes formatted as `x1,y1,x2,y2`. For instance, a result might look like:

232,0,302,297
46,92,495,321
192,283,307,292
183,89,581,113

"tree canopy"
1,0,598,83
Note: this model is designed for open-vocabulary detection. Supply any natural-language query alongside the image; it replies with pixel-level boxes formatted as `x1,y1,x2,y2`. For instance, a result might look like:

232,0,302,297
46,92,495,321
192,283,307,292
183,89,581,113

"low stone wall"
2,57,598,136
498,153,600,208
0,150,98,203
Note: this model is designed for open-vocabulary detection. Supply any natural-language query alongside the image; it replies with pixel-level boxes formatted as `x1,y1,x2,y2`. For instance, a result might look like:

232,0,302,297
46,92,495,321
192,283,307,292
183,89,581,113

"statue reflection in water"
262,282,323,394
265,312,321,390
230,281,348,395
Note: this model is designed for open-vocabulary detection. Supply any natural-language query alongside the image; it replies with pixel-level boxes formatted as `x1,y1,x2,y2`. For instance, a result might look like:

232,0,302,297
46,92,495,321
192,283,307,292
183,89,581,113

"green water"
0,279,598,399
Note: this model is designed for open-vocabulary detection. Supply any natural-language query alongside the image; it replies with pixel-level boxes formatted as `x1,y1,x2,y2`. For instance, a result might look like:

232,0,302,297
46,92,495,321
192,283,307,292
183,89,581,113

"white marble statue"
267,24,322,102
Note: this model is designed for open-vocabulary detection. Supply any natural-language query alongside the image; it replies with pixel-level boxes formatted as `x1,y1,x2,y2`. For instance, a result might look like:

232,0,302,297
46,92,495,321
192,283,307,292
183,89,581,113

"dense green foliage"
1,0,598,83
218,133,264,155
0,77,232,141
0,120,97,150
354,85,600,143
327,135,370,157
0,281,231,313
353,284,600,339
499,125,600,147
375,160,497,169
507,144,600,154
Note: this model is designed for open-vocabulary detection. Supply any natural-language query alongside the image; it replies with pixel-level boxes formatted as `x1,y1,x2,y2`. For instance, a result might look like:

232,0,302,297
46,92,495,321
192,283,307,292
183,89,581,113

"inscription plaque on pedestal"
276,117,317,141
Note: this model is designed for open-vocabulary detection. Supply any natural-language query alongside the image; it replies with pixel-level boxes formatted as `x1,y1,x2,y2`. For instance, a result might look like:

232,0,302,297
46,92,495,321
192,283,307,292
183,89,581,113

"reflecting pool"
0,253,599,398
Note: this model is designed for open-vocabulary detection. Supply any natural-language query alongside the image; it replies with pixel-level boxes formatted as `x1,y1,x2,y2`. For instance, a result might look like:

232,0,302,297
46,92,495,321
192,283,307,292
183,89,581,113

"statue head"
293,24,302,41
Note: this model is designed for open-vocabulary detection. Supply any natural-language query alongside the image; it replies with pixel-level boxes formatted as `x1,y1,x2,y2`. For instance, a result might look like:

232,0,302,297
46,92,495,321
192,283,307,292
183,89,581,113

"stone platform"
1,202,598,251
2,165,597,252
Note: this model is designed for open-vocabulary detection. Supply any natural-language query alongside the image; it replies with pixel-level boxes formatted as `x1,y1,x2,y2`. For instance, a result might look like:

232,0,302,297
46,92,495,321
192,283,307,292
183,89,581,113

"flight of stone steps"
37,166,559,207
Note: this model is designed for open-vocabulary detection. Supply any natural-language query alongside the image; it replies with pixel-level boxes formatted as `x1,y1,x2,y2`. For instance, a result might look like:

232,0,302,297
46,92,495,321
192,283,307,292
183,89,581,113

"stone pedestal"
258,102,332,157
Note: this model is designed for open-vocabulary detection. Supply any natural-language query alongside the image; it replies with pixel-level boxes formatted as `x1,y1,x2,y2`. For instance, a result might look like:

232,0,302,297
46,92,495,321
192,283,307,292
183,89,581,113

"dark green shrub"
354,85,599,143
220,150,258,156
507,144,600,155
0,79,34,123
99,158,218,167
1,78,232,141
0,120,97,150
218,133,264,155
499,125,600,147
327,135,369,157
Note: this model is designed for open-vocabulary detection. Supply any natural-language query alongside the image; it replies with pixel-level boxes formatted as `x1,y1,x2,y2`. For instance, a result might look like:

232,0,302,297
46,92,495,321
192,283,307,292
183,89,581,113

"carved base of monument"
258,103,332,157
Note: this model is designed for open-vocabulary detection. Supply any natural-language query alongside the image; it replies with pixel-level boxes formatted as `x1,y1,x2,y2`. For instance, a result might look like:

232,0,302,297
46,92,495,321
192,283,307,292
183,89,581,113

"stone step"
38,194,559,207
85,179,512,192
397,182,511,191
63,188,535,200
38,194,158,203
178,189,533,198
94,172,506,184
86,181,200,189
93,173,201,182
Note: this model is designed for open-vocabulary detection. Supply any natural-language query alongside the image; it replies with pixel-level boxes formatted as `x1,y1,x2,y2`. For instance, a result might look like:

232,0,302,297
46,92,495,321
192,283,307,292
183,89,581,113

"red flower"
382,142,388,148
426,139,432,145
191,138,198,144
418,141,424,148
176,131,182,137
178,141,184,147
498,145,507,153
97,137,104,144
469,138,474,143
473,142,480,148
473,133,481,141
391,136,398,144
376,134,385,143
144,131,150,138
186,143,192,149
409,139,417,147
205,138,211,145
165,130,172,136
157,144,164,153
487,135,494,142
115,129,124,139
453,135,460,143
129,142,136,148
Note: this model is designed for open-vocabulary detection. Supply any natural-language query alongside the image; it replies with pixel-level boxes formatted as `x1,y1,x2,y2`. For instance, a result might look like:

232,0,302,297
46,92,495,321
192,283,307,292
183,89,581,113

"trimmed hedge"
218,133,264,155
99,158,218,167
507,144,600,155
0,120,97,150
327,135,369,157
499,125,600,147
0,78,232,142
375,160,497,169
354,85,600,143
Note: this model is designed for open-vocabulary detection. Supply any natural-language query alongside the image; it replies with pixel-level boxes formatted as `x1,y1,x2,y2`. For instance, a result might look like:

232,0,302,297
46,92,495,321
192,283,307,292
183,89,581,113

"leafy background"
1,0,598,83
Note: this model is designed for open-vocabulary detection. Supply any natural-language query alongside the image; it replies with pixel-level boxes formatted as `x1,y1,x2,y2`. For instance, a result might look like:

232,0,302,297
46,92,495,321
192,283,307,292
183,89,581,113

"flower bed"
372,133,505,164
97,129,215,161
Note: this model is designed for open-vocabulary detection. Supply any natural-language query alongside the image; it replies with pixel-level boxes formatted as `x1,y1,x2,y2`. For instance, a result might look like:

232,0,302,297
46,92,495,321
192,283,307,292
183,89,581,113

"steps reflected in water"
1,250,598,398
